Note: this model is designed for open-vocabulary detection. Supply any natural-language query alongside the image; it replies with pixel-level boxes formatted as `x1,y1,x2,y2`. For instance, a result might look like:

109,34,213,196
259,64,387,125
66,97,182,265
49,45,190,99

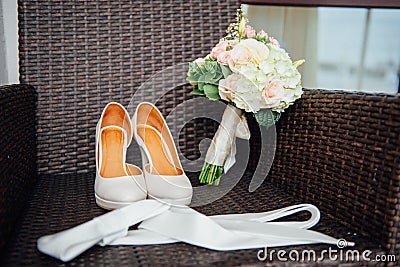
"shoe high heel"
95,102,147,210
133,102,193,205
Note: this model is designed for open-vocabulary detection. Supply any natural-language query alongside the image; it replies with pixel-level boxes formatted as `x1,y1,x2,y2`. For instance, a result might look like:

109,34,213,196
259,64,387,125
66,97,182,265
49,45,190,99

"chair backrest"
18,0,239,175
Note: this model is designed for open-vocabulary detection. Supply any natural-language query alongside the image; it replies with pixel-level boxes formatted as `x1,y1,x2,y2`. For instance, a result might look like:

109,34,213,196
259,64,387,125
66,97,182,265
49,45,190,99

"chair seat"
1,171,386,266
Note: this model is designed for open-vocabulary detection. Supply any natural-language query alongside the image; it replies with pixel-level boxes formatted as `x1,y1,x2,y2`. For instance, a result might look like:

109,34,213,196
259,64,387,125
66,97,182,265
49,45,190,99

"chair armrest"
0,84,36,254
260,90,400,257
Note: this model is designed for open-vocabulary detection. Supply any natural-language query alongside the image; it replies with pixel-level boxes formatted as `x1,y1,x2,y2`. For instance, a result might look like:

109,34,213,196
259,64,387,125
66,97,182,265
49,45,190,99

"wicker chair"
0,0,399,266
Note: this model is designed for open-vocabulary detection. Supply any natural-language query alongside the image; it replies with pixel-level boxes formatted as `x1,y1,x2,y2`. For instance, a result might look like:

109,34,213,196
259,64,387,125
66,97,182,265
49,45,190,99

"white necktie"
37,199,354,262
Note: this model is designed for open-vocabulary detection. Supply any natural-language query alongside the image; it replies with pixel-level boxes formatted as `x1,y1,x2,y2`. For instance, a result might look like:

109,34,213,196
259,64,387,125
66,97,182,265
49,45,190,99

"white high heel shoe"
133,102,193,205
95,102,147,210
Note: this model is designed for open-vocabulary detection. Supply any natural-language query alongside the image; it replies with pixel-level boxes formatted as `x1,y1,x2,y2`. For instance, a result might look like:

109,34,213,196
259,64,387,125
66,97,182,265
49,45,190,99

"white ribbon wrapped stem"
205,105,250,172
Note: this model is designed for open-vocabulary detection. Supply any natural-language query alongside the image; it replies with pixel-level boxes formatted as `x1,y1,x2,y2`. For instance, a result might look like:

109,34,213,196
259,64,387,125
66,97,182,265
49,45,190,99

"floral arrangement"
187,5,304,185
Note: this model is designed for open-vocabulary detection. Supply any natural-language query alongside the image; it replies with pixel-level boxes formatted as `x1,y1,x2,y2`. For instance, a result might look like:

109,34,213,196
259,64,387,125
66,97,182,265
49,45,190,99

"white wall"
0,0,18,85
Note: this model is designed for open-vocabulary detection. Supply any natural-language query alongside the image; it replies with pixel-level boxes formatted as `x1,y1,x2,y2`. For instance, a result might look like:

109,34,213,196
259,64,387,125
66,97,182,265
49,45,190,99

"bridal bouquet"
187,5,304,185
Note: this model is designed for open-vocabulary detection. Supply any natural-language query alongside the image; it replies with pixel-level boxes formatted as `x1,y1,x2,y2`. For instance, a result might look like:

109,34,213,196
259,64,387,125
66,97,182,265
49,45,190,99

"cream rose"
229,45,252,68
219,74,240,101
229,39,270,71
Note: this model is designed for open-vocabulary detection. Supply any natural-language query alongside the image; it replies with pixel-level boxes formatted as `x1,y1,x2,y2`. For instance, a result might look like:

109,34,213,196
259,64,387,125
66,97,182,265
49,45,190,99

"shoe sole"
95,193,192,210
147,194,192,206
95,193,139,210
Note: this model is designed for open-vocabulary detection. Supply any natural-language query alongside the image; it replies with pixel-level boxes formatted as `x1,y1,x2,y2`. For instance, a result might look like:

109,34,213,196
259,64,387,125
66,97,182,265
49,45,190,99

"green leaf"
187,60,226,97
254,109,281,128
197,74,205,83
198,82,205,91
220,65,232,78
204,73,216,84
191,90,206,96
186,76,198,82
212,72,223,82
205,61,217,73
293,59,305,68
203,84,220,100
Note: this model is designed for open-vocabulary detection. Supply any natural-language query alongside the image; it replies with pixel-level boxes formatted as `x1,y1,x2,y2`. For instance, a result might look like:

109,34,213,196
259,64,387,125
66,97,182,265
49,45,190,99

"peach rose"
210,40,228,60
262,77,284,106
217,51,230,65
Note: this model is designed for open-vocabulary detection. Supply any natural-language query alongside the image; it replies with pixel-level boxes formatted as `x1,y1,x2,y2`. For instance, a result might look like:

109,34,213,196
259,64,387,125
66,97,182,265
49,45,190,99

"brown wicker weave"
0,0,397,266
18,0,239,175
0,171,388,266
267,91,400,260
0,84,36,258
1,88,399,266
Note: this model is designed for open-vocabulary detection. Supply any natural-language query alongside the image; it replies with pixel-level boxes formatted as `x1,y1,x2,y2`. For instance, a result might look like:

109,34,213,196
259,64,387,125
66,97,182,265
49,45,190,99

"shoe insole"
137,104,180,169
137,125,182,176
101,105,132,141
136,105,164,132
100,127,127,178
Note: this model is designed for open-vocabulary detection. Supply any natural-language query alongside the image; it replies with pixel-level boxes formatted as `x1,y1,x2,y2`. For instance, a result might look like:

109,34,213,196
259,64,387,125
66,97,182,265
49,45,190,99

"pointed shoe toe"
143,165,193,205
95,172,147,210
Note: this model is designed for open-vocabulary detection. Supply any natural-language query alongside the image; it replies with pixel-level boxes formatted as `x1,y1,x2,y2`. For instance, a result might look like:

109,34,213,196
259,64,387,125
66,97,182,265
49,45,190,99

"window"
243,1,400,94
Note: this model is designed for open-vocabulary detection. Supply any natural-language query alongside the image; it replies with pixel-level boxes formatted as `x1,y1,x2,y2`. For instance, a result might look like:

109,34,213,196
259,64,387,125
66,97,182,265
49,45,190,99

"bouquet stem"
198,105,249,186
199,162,224,185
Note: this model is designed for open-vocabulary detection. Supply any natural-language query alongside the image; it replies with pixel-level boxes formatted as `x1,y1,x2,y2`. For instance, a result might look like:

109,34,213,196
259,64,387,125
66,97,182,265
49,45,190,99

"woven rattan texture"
1,172,386,266
18,0,239,175
0,84,36,257
265,90,400,258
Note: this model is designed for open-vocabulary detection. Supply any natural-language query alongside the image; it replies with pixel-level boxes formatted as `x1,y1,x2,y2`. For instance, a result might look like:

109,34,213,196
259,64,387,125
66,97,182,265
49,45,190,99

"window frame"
241,0,400,8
